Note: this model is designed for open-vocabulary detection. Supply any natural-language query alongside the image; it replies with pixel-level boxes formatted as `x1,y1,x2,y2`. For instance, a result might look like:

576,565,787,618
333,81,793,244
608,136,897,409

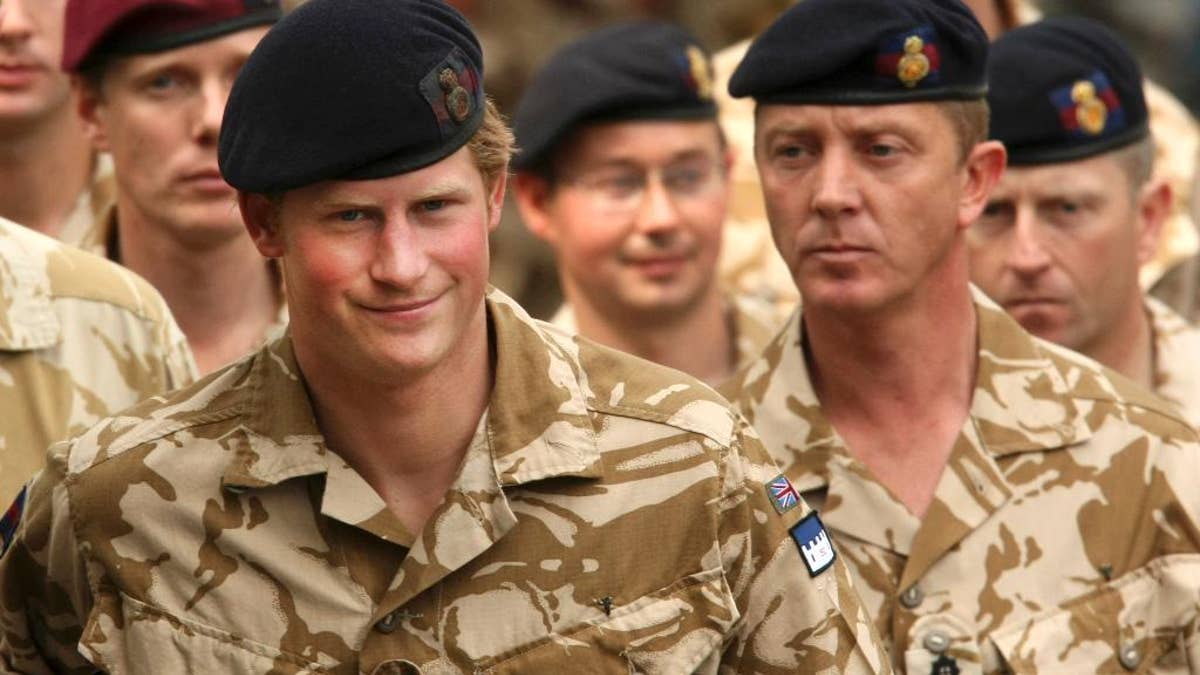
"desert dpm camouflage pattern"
724,288,1200,674
551,290,789,378
1147,296,1200,429
0,217,195,507
0,289,889,675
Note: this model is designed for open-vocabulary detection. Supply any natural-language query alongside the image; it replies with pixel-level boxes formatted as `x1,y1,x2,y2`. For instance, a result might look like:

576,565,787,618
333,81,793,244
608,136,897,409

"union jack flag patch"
0,485,27,559
766,474,800,514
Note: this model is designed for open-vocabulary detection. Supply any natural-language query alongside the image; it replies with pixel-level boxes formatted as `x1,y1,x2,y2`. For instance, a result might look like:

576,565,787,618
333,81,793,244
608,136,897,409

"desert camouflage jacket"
724,288,1200,674
0,217,195,507
551,290,788,382
1148,296,1200,428
0,289,889,675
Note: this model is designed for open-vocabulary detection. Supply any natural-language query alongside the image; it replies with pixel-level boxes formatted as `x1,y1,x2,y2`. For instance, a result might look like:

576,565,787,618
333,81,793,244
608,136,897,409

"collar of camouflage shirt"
220,290,605,504
0,220,62,351
753,285,1095,498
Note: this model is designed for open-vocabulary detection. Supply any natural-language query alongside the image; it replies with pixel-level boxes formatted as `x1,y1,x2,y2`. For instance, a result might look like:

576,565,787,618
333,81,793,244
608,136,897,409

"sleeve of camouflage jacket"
0,444,95,674
716,416,891,674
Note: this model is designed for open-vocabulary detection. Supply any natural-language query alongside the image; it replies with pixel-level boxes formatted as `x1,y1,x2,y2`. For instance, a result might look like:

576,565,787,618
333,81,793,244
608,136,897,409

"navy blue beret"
218,0,485,194
512,21,716,172
729,0,988,104
988,17,1149,166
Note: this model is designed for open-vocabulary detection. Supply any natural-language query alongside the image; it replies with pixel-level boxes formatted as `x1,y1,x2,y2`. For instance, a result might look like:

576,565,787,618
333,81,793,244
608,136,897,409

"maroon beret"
63,0,281,72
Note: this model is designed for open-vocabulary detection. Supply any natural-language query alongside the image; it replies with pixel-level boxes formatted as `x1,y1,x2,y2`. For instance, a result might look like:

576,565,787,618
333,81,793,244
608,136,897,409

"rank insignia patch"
0,485,27,558
1050,71,1124,137
877,26,941,88
790,511,836,577
766,474,799,514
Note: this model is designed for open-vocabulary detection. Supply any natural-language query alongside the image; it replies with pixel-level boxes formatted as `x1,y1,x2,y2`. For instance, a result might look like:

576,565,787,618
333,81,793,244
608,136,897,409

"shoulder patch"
0,485,27,558
766,473,800,514
790,511,836,577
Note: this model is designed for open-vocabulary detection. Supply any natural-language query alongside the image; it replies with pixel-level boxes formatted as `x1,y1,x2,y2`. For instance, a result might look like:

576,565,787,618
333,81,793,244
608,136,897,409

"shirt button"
923,630,950,654
899,584,924,609
1119,644,1142,671
375,609,403,634
371,660,423,675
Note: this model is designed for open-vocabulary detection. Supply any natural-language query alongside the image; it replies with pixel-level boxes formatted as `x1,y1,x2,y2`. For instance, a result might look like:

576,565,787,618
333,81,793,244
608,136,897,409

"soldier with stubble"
722,0,1200,672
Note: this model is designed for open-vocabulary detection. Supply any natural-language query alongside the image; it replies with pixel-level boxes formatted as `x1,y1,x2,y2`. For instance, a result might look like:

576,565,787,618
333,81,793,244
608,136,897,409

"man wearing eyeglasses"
513,22,784,387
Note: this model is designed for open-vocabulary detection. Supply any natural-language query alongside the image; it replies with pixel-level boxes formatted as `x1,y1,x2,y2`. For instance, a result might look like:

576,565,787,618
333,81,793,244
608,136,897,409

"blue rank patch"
0,485,27,558
790,511,836,577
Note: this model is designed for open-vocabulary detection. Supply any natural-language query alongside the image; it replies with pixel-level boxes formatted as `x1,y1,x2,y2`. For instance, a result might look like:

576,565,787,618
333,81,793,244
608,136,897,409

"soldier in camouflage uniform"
0,215,195,510
723,0,1200,672
511,22,787,388
0,1,890,672
968,18,1200,428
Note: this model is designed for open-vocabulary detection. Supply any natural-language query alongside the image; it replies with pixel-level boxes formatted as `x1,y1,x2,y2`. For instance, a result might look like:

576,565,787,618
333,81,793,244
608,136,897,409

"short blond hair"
467,97,515,190
938,99,991,164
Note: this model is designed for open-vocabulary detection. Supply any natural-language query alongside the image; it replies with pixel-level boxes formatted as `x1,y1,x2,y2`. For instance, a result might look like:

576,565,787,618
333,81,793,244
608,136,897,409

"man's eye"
147,74,178,91
1057,201,1081,214
420,200,448,212
338,210,365,222
868,144,897,158
598,175,642,197
774,145,805,159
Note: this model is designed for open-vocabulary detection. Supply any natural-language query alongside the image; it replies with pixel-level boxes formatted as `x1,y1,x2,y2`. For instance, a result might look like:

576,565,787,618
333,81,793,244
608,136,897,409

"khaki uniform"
1148,296,1200,427
551,291,789,375
0,217,196,507
56,154,116,251
0,289,889,675
723,289,1200,674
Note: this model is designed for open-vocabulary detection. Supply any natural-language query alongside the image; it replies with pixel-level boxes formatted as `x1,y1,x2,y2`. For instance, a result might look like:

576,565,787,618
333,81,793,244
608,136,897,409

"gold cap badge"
897,35,931,88
439,68,472,124
686,45,713,100
1071,79,1107,135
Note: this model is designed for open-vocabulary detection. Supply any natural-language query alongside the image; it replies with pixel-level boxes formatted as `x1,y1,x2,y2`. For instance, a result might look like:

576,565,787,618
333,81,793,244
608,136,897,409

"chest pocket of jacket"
484,567,739,675
79,591,330,675
989,555,1200,674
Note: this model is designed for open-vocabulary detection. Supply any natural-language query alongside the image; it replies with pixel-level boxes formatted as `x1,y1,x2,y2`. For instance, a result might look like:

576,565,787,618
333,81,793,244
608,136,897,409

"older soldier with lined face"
967,17,1200,427
0,1,890,672
723,0,1200,672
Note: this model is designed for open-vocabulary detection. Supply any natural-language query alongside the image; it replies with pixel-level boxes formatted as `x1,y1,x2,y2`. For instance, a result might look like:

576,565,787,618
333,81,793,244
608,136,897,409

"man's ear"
957,140,1008,230
73,76,111,152
239,192,285,258
1134,178,1172,266
486,170,508,233
512,172,559,245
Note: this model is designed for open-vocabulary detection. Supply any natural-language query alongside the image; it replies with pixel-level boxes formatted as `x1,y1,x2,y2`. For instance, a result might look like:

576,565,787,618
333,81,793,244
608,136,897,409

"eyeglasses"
559,159,726,216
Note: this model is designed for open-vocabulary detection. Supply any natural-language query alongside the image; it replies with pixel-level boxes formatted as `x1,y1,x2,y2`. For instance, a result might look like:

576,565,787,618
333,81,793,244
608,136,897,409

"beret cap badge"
440,68,473,124
1071,80,1107,135
898,36,931,88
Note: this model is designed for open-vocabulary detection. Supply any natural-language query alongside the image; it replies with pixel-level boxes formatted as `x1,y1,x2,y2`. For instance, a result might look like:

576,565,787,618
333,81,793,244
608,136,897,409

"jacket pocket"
80,591,328,675
485,567,739,675
989,555,1200,674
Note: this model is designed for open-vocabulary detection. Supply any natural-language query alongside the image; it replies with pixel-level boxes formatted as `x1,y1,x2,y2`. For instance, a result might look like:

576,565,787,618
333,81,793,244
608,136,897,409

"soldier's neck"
803,280,978,518
1081,292,1155,391
113,205,280,374
569,281,735,386
299,304,494,537
0,102,94,237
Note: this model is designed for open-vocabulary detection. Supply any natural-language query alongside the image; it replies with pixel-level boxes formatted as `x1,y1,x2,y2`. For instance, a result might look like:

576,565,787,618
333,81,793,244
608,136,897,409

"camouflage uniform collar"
759,285,1088,494
223,289,603,493
0,219,61,351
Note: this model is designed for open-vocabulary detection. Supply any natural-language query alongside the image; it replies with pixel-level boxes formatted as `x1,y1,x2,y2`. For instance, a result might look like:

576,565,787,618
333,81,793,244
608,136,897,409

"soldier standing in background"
61,0,285,374
0,1,889,672
723,0,1200,672
0,0,112,243
969,17,1200,427
512,22,785,387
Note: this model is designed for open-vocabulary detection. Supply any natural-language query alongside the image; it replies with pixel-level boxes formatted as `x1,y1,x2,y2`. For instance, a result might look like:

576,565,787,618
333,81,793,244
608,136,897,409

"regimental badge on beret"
1050,71,1125,138
682,45,714,100
876,26,941,89
420,47,482,138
